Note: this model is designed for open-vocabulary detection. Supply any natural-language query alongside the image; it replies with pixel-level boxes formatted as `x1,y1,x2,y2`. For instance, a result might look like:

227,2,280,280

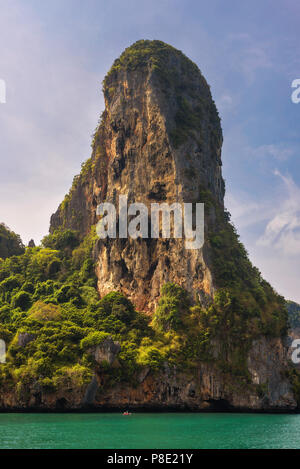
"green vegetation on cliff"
0,195,289,397
209,212,288,339
0,228,154,392
286,300,300,329
104,39,198,87
0,217,291,401
0,224,24,260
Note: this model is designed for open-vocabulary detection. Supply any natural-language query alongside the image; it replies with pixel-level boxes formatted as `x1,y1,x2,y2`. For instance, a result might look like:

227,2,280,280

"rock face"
46,40,297,411
90,337,121,366
247,338,295,409
83,337,295,411
50,40,223,312
0,336,295,411
28,239,35,248
17,332,36,348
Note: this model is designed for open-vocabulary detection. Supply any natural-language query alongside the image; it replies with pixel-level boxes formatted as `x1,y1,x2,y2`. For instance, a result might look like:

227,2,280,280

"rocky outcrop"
17,332,36,347
0,336,296,411
50,40,223,312
89,337,121,366
247,338,296,409
45,40,297,411
28,239,35,248
86,338,295,411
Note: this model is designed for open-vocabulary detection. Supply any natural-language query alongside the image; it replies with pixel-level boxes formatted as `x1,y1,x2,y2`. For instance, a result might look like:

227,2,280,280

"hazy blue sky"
0,0,300,301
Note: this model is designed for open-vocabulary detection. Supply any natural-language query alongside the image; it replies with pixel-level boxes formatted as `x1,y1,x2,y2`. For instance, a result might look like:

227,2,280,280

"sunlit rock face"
50,40,224,312
46,41,296,412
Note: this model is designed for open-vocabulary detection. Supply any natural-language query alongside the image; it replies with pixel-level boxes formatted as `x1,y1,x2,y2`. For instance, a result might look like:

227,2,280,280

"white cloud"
225,168,300,302
257,171,300,255
250,144,294,162
227,33,273,83
216,93,236,115
225,192,270,230
227,169,300,255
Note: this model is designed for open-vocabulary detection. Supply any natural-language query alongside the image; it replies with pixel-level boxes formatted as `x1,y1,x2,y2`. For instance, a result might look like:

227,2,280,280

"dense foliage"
286,300,300,329
0,227,208,393
0,227,153,392
0,210,291,398
0,223,25,260
103,39,199,87
197,186,289,342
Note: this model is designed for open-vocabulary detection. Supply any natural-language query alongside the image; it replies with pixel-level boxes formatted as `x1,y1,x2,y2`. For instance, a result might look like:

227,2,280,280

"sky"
0,0,299,301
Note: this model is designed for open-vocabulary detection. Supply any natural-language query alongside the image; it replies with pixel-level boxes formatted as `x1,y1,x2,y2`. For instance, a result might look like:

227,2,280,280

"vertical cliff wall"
50,40,225,311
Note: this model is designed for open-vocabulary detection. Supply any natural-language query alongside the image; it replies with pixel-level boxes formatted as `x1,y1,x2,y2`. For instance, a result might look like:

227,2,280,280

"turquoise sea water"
0,412,299,449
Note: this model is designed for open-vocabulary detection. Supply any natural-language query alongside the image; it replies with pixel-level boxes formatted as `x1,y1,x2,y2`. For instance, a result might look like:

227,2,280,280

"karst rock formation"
49,40,296,410
51,40,225,312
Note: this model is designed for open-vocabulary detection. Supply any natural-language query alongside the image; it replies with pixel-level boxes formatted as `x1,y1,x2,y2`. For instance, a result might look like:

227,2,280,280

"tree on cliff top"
0,223,24,259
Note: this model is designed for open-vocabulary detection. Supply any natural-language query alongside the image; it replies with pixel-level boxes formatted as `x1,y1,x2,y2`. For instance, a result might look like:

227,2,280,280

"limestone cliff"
50,40,224,312
0,335,295,411
45,40,297,411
